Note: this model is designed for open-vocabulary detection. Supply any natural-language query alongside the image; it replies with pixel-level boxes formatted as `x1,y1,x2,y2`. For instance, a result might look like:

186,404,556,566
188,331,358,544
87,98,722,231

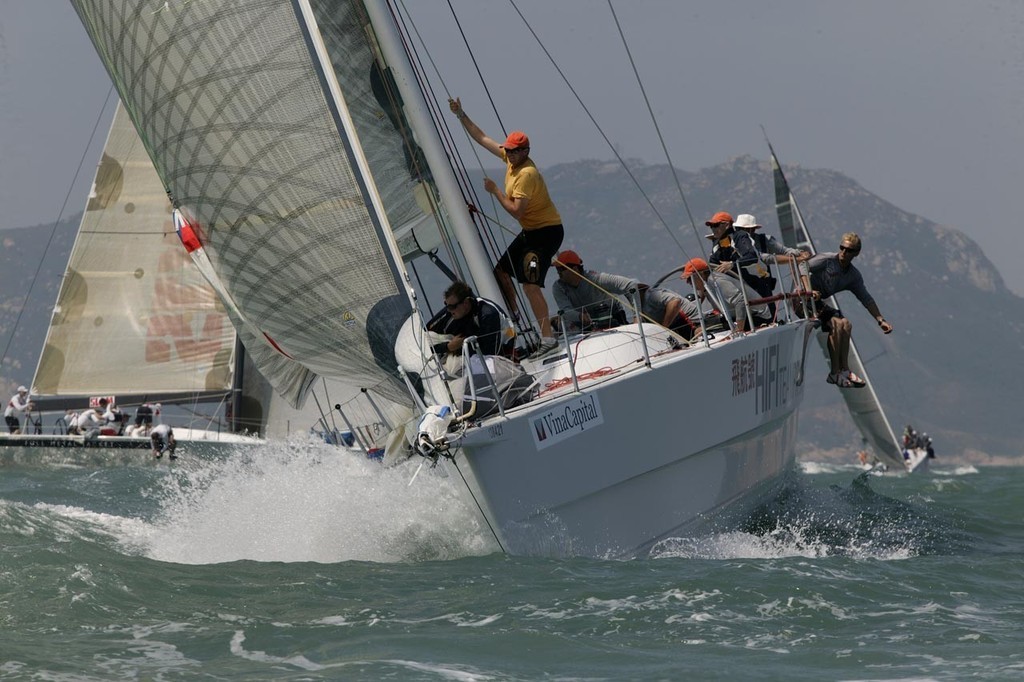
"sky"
3,1,1023,292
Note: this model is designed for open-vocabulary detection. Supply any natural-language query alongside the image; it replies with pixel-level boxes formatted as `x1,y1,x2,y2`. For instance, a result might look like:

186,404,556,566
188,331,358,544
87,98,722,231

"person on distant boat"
800,232,893,388
150,423,177,460
426,281,509,371
449,97,563,358
4,385,33,434
682,258,771,333
75,404,104,439
126,402,155,437
549,250,629,333
101,399,125,435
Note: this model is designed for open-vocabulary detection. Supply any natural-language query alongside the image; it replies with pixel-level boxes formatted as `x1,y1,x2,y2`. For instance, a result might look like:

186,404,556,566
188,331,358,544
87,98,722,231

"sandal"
828,372,853,388
842,369,867,388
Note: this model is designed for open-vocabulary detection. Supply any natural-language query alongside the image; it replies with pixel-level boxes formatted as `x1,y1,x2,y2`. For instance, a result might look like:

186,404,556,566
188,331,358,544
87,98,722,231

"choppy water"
1,440,1021,680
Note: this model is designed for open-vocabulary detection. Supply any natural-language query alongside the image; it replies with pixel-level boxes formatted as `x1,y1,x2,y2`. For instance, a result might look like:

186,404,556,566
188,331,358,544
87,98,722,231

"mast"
362,0,506,306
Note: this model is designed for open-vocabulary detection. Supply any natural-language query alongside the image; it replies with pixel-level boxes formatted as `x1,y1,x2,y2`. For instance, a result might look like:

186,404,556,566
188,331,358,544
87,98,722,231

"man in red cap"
682,257,770,333
449,97,564,358
552,250,700,340
550,250,628,332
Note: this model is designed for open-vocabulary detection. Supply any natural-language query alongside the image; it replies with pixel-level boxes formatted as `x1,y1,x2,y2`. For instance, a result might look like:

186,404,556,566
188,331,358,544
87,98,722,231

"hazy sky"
3,1,1023,291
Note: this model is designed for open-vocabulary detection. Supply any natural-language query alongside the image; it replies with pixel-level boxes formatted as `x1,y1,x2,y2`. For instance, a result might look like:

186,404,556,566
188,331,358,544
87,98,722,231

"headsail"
768,141,905,470
32,102,234,398
70,0,440,409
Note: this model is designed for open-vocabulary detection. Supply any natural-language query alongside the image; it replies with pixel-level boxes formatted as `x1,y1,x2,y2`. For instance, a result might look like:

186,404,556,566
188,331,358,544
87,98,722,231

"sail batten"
768,144,905,469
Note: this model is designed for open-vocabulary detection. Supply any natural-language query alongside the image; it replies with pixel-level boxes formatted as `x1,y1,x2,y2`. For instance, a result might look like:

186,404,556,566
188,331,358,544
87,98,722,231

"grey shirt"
707,271,770,323
807,252,875,308
553,270,700,329
553,270,632,330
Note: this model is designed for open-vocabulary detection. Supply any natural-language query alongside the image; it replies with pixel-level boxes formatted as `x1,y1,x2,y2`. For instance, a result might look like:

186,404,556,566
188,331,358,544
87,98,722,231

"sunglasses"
445,299,466,311
838,245,860,254
505,147,528,154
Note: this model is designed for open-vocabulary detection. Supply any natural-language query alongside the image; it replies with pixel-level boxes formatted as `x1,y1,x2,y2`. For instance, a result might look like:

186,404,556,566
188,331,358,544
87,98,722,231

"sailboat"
69,0,818,557
767,139,929,474
0,103,363,453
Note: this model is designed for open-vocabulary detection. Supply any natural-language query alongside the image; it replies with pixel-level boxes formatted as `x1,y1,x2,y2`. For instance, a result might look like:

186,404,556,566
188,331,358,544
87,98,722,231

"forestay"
33,102,234,397
71,0,438,408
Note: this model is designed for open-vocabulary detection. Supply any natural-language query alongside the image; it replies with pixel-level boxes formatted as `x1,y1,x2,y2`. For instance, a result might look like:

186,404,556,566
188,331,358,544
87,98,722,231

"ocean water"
1,440,1022,681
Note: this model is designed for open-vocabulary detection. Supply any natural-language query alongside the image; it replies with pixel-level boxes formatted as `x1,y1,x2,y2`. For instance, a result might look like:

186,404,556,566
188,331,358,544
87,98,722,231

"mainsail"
71,0,435,409
768,141,905,470
33,103,234,398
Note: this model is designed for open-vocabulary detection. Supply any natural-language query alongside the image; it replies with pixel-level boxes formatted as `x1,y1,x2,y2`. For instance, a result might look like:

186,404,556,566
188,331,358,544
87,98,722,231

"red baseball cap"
502,131,530,150
681,257,710,282
553,250,582,267
704,211,734,226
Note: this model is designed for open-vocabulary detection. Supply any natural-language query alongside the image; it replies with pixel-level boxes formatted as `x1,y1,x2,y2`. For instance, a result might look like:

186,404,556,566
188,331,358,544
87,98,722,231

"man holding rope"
449,97,563,358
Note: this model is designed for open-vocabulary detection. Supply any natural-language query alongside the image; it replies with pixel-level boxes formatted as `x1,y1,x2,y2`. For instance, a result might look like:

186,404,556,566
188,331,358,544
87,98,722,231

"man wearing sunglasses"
449,97,563,358
802,233,894,388
426,280,509,368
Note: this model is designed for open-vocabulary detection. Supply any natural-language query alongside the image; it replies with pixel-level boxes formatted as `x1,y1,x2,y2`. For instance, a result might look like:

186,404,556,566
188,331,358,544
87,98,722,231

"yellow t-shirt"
502,151,562,230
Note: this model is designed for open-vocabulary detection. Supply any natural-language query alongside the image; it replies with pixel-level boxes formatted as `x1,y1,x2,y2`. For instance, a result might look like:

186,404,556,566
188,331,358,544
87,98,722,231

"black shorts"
817,303,844,333
5,416,19,433
496,225,564,287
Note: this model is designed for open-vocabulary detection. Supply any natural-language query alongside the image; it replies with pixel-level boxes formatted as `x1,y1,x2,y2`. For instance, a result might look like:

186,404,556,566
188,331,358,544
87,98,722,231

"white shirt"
77,409,103,429
5,393,31,418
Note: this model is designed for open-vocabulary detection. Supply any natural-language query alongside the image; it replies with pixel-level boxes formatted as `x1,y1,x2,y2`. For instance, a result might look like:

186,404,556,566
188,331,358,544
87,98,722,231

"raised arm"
449,98,503,159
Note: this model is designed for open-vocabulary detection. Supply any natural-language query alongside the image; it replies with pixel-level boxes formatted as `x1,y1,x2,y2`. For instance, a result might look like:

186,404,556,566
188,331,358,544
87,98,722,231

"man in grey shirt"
682,258,770,333
551,250,701,339
802,232,894,388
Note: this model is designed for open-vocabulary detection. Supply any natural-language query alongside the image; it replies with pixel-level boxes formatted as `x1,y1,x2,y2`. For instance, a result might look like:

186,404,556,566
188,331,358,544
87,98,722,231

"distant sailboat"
3,103,366,452
767,138,927,473
71,0,819,556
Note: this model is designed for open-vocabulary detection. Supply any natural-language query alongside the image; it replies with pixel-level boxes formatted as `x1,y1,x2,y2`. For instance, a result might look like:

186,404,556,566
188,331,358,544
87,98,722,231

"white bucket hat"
734,214,762,230
17,385,28,393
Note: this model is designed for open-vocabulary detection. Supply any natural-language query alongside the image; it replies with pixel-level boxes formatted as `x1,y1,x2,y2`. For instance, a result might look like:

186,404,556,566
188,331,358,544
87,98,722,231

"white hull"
0,428,258,458
450,321,814,557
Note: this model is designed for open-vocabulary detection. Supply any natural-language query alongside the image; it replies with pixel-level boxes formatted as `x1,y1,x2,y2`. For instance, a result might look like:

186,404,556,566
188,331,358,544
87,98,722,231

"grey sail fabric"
33,103,234,397
769,145,904,470
71,0,419,407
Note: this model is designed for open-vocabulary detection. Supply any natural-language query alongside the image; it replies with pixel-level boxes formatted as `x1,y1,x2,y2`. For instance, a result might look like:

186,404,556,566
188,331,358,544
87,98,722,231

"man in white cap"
733,213,808,271
5,385,33,434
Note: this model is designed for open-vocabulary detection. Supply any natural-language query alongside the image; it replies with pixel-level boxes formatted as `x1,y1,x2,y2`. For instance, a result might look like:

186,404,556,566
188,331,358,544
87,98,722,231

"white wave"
800,461,867,475
650,525,914,561
134,435,496,565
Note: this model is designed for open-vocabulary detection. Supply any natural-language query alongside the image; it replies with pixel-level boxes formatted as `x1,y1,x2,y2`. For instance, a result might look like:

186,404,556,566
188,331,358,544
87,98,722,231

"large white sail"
33,103,234,397
768,143,905,470
71,0,431,409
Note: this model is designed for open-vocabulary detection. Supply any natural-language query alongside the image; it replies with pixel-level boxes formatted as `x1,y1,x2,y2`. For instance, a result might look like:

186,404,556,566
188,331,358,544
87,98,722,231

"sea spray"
137,435,496,564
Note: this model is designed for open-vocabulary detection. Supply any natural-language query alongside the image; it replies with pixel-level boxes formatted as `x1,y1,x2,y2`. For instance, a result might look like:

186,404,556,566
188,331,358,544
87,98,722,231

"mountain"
0,217,78,398
3,158,1018,463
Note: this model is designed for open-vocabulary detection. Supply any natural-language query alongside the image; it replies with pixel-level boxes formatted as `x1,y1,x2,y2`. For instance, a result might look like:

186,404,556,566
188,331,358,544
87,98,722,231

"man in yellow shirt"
450,97,564,357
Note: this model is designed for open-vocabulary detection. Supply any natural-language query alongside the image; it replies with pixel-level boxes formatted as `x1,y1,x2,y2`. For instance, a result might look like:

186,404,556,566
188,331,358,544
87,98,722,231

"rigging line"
400,21,513,272
607,0,701,252
395,0,533,328
444,0,506,135
0,85,116,377
389,1,480,277
507,0,689,257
